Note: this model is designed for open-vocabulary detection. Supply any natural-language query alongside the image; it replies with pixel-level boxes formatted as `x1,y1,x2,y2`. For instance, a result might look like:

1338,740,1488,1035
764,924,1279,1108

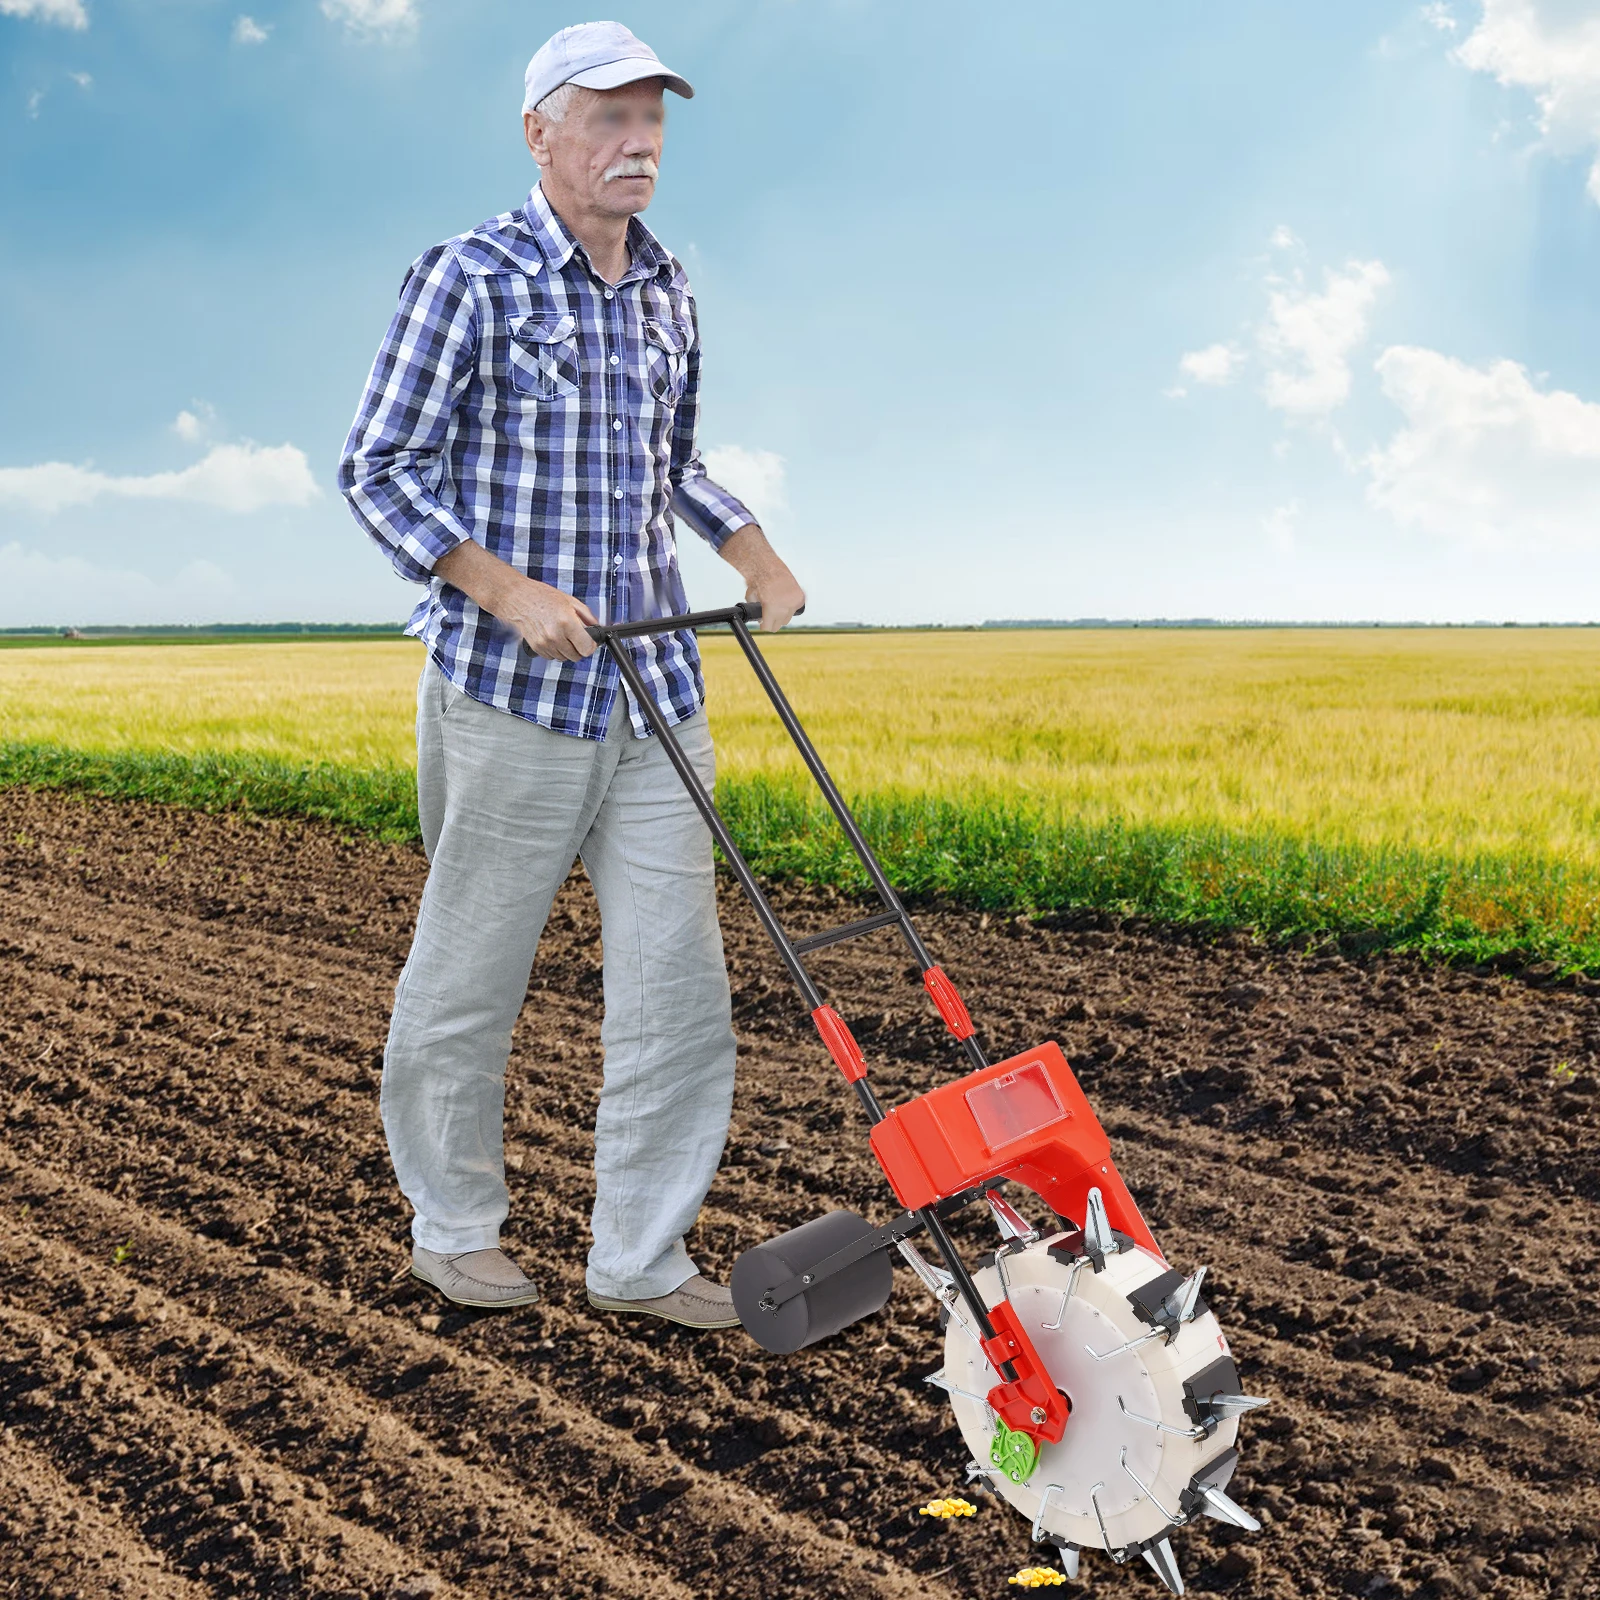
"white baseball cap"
523,21,694,115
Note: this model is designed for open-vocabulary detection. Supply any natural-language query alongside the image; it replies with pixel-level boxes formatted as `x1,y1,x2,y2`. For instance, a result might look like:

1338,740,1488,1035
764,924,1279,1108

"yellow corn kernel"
917,1496,977,1519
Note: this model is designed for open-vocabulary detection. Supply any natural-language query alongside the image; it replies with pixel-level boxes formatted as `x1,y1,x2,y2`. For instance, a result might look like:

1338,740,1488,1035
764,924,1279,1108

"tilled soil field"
0,788,1597,1600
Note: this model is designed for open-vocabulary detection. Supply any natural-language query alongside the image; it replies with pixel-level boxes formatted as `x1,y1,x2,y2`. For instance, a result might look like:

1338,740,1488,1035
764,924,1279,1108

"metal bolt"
801,1273,813,1284
1030,1406,1047,1425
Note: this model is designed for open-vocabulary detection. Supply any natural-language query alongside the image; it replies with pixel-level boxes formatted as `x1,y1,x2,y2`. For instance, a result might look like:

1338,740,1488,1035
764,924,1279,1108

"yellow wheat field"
2,628,1597,865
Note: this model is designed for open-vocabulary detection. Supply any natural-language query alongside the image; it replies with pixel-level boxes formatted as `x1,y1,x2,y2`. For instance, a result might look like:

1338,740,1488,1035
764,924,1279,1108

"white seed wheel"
940,1235,1239,1555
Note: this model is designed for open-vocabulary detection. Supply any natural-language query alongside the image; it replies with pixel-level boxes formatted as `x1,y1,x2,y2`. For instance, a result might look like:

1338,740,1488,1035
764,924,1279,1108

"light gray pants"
382,660,737,1300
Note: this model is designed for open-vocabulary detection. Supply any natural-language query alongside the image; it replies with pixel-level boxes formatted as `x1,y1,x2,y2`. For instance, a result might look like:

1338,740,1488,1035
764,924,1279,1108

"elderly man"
338,21,803,1327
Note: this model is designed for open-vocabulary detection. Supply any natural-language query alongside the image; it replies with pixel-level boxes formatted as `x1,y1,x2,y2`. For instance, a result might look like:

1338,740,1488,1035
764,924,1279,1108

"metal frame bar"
758,1208,924,1312
792,909,904,955
756,1184,988,1311
589,602,1002,1345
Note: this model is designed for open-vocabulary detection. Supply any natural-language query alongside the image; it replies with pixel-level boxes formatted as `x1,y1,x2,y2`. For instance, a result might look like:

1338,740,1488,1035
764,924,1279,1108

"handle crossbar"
584,601,771,641
791,909,906,955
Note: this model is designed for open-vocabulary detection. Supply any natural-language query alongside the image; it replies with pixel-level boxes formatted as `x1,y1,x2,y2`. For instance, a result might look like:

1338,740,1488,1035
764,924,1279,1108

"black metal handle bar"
584,599,783,642
587,602,1001,1344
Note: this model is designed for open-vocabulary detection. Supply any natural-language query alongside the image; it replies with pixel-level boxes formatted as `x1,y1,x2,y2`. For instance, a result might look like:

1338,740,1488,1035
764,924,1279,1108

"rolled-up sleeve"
667,296,757,551
337,244,479,584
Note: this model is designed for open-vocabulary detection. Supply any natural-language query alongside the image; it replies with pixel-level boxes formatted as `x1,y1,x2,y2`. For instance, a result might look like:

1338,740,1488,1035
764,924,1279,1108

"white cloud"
233,14,269,44
25,88,44,118
1457,0,1600,202
321,0,417,38
68,70,90,87
1179,228,1600,558
1178,343,1247,387
1422,2,1458,32
0,0,87,28
1262,501,1301,553
1366,345,1600,547
1177,235,1387,416
1259,259,1390,417
0,544,237,628
703,446,787,517
0,441,320,515
171,405,215,443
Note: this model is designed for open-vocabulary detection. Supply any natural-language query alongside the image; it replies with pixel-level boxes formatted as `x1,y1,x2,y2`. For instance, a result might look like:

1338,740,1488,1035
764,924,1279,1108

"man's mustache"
603,157,659,182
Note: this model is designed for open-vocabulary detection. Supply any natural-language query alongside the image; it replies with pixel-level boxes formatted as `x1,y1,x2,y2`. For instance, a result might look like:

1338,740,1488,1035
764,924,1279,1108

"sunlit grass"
0,639,419,767
700,628,1600,866
3,628,1599,966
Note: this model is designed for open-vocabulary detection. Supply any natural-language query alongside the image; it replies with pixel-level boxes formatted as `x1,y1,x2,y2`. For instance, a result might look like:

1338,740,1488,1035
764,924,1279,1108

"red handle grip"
812,1005,868,1083
924,966,975,1040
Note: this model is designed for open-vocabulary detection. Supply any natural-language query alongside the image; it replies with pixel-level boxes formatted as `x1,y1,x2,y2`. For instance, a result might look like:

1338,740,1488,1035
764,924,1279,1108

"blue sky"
3,0,1599,626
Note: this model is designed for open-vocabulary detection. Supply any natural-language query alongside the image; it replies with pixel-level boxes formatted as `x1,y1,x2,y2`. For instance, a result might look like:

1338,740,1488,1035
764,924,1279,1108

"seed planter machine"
589,603,1268,1593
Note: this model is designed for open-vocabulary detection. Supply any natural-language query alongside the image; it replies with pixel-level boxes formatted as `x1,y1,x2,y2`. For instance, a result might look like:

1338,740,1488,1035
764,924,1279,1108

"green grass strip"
4,741,1597,973
718,778,1600,972
0,742,420,844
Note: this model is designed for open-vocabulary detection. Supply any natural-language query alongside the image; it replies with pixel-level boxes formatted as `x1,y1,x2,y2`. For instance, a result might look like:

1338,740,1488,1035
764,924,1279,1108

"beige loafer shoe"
411,1245,540,1309
588,1272,741,1329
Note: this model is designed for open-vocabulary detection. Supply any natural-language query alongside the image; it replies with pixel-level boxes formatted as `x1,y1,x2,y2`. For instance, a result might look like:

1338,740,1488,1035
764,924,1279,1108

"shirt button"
609,352,619,365
613,554,622,567
613,487,623,499
612,418,621,431
605,289,615,300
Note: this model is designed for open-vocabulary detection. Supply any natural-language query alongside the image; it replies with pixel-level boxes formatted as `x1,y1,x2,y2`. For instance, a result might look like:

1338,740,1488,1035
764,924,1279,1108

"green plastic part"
990,1416,1040,1485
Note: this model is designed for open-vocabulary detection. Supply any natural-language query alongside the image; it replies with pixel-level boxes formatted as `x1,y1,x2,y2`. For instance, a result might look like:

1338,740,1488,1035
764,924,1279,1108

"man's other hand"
435,542,599,661
718,525,805,632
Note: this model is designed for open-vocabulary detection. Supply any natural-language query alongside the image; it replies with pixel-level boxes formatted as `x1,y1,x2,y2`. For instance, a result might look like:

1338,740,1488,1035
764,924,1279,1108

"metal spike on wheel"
1200,1392,1271,1420
988,1187,1041,1244
1196,1484,1261,1532
1172,1267,1207,1324
1141,1535,1185,1595
1083,1187,1117,1259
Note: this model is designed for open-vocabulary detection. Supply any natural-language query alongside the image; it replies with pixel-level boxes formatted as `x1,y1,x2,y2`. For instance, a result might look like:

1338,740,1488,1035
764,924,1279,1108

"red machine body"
867,1041,1163,1261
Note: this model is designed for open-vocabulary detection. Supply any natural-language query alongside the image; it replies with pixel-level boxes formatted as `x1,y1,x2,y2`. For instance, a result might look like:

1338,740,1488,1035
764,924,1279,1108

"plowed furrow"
0,1424,210,1599
0,1293,480,1599
0,1159,946,1600
17,1020,1592,1502
6,969,1597,1595
5,789,1600,1599
0,1227,701,1600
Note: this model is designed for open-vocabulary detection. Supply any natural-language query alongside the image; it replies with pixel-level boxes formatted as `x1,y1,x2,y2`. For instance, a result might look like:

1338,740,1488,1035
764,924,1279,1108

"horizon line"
3,617,1600,638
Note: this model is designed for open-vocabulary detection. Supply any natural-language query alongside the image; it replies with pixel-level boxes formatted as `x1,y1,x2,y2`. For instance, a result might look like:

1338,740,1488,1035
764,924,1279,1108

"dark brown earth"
0,787,1597,1600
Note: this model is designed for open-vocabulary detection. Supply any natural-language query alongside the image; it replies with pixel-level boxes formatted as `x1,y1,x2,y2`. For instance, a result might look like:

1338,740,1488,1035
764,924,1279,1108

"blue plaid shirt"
337,185,756,739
